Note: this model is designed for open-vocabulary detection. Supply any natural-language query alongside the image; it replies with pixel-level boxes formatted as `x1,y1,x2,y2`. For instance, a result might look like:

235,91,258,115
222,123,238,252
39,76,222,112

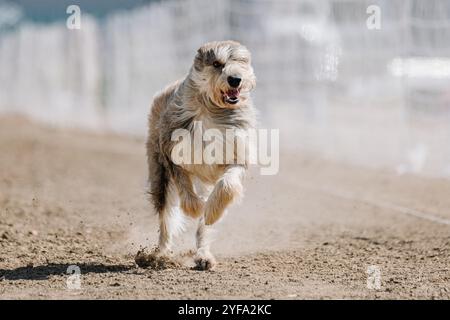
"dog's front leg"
204,165,245,225
170,165,204,218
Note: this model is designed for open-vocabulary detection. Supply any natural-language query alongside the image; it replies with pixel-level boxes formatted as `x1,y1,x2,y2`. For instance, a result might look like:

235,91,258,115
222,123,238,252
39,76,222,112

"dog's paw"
180,192,204,218
193,251,217,271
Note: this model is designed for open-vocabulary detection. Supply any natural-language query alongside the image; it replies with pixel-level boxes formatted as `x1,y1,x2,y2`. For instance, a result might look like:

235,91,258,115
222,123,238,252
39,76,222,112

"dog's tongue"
227,88,239,99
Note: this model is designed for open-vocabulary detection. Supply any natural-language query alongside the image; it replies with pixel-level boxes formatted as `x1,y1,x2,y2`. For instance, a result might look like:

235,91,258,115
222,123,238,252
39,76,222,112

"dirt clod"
134,248,181,270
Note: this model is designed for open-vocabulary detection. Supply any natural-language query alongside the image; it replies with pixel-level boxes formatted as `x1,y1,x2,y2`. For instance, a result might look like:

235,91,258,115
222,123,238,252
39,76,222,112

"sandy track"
0,116,449,299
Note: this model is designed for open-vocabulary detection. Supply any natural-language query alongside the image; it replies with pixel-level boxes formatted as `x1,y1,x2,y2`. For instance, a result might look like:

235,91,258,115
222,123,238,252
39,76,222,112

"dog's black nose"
227,76,241,88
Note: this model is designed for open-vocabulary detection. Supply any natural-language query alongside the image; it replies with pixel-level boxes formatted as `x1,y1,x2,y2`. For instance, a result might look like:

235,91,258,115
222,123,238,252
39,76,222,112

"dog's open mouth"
222,88,240,105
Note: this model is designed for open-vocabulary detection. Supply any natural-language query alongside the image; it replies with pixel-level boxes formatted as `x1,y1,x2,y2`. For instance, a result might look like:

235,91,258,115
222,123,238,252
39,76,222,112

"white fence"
1,0,450,176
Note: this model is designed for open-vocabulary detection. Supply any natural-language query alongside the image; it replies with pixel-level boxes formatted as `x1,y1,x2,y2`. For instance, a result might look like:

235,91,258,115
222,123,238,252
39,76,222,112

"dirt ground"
0,116,449,299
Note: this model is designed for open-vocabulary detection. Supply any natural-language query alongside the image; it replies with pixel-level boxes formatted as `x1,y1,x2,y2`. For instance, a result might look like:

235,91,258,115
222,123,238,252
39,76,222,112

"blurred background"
1,0,450,177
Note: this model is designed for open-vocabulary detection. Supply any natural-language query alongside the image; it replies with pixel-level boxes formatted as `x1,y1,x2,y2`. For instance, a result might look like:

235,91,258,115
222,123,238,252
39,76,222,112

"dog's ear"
194,48,206,71
204,49,216,65
194,47,216,71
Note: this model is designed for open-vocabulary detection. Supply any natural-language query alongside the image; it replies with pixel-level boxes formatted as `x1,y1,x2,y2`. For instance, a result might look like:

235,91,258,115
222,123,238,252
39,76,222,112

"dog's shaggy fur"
146,41,256,270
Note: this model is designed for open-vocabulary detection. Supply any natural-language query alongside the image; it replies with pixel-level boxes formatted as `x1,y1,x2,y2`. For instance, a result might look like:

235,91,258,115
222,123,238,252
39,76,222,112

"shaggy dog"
146,41,256,270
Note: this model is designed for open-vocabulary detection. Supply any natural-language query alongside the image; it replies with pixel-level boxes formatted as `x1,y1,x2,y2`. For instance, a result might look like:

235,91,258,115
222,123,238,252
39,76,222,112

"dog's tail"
147,147,169,215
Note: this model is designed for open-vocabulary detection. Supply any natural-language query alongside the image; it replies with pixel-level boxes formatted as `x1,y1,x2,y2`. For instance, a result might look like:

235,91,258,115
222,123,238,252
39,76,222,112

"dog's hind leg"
194,217,217,270
158,181,185,255
191,180,216,270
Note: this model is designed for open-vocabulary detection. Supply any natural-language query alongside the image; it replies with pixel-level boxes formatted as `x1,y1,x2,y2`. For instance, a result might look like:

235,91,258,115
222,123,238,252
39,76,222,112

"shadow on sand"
0,263,135,281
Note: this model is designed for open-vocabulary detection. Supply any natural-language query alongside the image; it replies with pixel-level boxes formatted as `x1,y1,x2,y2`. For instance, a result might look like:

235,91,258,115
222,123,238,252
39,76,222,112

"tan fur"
146,41,256,270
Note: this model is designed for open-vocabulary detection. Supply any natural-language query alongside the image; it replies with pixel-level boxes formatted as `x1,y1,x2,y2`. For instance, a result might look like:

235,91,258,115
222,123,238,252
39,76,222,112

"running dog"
146,40,256,270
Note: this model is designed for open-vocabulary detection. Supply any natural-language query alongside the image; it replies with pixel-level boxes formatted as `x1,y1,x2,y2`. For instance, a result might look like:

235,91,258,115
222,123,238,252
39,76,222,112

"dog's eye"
212,61,223,69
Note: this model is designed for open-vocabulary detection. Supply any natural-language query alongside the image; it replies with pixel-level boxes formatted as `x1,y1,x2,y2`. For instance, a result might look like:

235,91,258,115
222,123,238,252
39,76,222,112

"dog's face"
192,41,256,109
